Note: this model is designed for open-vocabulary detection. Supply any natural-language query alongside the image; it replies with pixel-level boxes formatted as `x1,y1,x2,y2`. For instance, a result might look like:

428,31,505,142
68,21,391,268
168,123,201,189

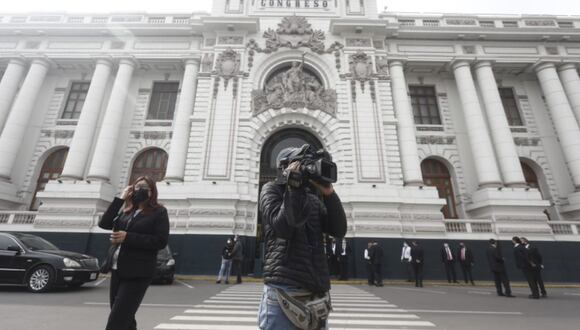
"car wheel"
27,265,55,293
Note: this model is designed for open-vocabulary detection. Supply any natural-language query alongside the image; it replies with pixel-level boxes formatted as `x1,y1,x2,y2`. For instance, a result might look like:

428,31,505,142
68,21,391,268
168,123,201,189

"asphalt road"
1,278,579,330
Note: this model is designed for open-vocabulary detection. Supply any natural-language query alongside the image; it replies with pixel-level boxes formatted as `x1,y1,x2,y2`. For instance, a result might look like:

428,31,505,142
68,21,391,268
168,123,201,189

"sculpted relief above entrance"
252,62,337,115
248,16,342,115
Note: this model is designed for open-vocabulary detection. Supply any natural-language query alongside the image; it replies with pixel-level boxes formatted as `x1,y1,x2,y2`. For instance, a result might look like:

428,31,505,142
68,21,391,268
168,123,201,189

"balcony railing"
444,220,494,234
0,13,207,25
0,211,37,225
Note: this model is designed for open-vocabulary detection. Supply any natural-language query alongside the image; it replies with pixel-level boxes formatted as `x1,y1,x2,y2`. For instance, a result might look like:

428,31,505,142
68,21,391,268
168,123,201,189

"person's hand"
110,231,127,244
287,161,301,173
120,186,133,200
309,180,334,196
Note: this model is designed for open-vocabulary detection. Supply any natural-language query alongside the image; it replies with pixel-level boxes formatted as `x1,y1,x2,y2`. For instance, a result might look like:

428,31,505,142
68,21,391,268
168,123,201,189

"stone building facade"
1,0,580,277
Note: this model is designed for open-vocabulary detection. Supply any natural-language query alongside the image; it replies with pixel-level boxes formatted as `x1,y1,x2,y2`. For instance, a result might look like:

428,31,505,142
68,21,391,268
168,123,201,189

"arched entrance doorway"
31,148,69,210
252,128,323,273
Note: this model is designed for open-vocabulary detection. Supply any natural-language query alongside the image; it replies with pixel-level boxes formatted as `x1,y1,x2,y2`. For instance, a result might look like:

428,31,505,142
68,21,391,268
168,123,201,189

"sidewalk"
170,274,580,288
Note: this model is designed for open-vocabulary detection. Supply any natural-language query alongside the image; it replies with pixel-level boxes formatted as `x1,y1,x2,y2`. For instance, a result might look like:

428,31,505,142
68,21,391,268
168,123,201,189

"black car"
0,232,100,292
154,245,176,284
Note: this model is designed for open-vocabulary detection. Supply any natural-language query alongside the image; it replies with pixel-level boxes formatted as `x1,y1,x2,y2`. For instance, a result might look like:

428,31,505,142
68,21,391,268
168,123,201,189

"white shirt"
401,245,411,261
112,209,141,270
364,248,370,260
341,240,347,256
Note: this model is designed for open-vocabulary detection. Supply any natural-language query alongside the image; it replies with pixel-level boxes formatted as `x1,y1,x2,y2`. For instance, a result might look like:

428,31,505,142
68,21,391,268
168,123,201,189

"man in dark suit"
410,241,424,287
337,238,351,280
486,239,514,297
457,242,475,285
364,241,374,286
512,236,540,299
370,241,384,286
440,242,459,283
522,237,547,298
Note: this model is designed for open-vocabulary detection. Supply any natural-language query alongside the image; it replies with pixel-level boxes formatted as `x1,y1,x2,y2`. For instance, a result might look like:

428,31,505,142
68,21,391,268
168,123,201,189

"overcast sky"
2,0,580,16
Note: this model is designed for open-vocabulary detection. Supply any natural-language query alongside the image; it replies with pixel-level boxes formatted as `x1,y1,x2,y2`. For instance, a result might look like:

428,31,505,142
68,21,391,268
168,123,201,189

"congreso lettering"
260,0,329,8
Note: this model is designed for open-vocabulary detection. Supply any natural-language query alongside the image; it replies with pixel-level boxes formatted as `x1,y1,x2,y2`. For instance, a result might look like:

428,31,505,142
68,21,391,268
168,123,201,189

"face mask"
131,188,150,205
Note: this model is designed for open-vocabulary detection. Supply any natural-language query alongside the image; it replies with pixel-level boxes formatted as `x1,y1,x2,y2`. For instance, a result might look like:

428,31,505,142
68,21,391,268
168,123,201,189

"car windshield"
157,246,171,259
19,235,59,251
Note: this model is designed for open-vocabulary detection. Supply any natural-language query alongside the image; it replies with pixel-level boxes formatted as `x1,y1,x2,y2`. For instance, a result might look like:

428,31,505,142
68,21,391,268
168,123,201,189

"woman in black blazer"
99,176,170,330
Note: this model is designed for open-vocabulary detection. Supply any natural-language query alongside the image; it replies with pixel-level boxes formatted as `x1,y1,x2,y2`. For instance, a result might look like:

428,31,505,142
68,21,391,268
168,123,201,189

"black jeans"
373,263,383,285
492,270,512,296
339,258,349,280
523,269,540,297
402,260,413,281
460,263,474,284
107,271,152,330
533,268,547,295
443,262,457,283
232,259,243,283
412,262,423,287
366,261,374,285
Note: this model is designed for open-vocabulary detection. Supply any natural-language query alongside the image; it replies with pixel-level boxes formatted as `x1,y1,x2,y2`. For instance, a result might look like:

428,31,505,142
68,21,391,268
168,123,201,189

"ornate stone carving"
346,38,372,47
252,62,337,115
417,135,456,145
514,137,540,146
218,36,244,45
348,51,373,82
525,20,556,26
375,56,389,76
213,48,243,91
246,16,343,54
446,19,477,25
201,53,214,72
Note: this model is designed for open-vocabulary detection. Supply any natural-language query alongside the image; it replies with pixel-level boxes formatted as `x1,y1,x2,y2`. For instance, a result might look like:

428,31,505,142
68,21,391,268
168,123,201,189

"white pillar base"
465,187,552,236
34,181,117,229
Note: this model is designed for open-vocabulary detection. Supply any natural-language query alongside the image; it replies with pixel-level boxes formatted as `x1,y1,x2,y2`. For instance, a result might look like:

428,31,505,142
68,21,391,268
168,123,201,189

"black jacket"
370,244,384,265
232,240,244,261
440,246,456,263
526,245,543,269
513,244,531,270
411,245,424,264
457,247,474,265
222,243,234,260
99,197,170,279
486,245,506,272
259,182,347,294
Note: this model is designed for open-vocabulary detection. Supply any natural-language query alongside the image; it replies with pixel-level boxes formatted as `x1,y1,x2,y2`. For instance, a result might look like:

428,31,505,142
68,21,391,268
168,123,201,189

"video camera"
280,144,337,189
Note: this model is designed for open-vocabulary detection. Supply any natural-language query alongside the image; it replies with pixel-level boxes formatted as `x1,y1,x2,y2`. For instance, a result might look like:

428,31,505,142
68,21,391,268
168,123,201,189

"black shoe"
216,280,221,284
498,293,505,296
453,281,460,284
376,283,384,287
529,295,540,299
505,294,515,297
541,293,547,298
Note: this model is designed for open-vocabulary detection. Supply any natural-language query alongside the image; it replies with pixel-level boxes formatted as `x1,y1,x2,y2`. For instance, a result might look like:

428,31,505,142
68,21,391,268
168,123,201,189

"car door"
0,235,25,284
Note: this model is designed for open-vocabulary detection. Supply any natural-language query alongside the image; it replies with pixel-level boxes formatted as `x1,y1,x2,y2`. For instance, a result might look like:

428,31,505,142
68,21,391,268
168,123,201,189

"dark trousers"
339,257,349,280
366,261,374,285
107,271,152,330
443,262,458,283
533,268,547,295
373,263,383,285
460,263,474,284
402,260,413,281
492,270,512,296
412,262,423,287
232,259,242,283
523,269,540,298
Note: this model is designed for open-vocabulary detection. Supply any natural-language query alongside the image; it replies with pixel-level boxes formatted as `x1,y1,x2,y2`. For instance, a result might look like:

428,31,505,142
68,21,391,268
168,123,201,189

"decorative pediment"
247,16,343,54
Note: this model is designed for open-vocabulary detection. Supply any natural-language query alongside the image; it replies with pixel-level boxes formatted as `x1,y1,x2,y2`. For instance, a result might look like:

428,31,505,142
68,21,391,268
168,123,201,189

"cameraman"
258,145,347,330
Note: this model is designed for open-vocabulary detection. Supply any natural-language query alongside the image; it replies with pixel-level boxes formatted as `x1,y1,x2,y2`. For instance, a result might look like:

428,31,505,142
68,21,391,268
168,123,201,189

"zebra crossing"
154,283,437,330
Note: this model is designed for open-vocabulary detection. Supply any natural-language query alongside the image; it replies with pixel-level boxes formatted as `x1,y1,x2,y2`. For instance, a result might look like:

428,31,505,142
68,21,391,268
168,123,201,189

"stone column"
60,59,113,180
452,61,502,188
0,59,50,181
558,63,580,126
389,60,423,186
165,59,200,182
536,62,580,189
474,61,527,187
0,59,27,133
86,59,136,182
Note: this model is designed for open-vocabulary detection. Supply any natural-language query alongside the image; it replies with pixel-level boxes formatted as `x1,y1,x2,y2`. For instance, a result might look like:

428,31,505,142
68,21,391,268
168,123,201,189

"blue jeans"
258,284,329,330
216,258,232,282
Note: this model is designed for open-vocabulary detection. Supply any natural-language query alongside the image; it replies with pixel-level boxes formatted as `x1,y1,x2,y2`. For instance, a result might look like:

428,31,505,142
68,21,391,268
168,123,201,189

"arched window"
129,148,168,184
521,161,543,197
421,159,458,219
31,148,69,210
